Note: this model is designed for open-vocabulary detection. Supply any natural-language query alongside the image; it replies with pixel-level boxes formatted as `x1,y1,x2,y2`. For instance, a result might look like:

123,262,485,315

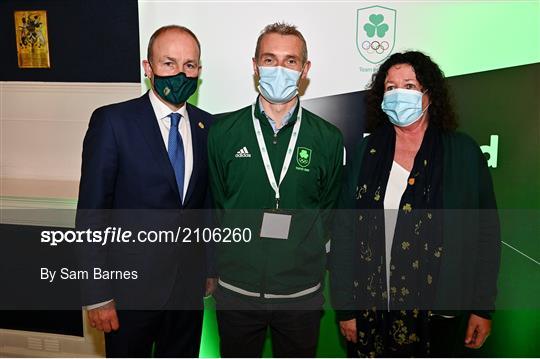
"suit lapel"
133,92,182,204
184,105,201,206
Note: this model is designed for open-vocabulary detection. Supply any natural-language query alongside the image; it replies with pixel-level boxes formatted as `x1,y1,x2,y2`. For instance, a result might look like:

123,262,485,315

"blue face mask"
381,88,429,127
258,66,301,104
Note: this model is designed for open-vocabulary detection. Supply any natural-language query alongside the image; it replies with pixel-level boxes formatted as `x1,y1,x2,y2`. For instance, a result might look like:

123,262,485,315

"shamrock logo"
363,14,389,38
296,147,312,168
357,6,396,63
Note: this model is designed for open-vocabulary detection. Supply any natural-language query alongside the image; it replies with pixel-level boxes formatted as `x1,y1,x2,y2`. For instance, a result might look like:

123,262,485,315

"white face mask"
381,88,429,127
258,66,301,104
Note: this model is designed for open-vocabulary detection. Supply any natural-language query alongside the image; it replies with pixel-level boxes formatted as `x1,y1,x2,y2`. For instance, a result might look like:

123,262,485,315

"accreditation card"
260,210,292,240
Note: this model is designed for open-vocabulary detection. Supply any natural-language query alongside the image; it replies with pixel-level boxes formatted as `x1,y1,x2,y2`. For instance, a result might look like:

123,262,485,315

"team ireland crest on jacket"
356,5,396,64
296,147,312,168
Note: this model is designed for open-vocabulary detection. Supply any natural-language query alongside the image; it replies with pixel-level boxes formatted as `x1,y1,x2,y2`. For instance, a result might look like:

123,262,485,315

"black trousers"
104,310,203,357
215,286,323,357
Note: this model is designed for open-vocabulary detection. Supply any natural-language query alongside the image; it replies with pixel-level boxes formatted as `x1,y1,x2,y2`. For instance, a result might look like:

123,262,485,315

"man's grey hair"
255,22,308,64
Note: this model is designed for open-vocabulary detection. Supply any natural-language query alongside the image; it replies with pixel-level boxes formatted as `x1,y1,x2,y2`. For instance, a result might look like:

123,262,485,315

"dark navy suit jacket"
76,92,214,309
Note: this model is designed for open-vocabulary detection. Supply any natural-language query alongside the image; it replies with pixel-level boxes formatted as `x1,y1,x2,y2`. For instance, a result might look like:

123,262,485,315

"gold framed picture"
14,10,51,68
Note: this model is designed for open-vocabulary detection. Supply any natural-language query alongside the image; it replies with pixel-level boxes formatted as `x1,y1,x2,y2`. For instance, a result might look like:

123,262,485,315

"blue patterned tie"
168,113,185,204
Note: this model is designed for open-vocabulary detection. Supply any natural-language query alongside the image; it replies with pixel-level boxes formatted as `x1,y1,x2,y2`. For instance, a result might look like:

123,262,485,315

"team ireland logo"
297,147,312,168
356,5,396,64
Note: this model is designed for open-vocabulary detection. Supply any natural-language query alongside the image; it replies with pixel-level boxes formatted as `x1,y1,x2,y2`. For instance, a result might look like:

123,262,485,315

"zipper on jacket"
260,238,269,297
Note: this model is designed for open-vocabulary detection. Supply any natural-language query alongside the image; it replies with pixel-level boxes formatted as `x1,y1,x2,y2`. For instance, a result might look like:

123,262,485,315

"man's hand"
205,278,218,297
339,318,357,343
464,313,491,349
87,301,119,333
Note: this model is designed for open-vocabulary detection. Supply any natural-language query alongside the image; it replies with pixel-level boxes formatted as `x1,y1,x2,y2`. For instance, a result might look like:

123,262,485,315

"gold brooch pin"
198,122,204,129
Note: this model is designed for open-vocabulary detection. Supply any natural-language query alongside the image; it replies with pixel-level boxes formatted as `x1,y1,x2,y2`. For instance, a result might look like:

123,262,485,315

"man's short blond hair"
147,25,201,63
254,22,308,64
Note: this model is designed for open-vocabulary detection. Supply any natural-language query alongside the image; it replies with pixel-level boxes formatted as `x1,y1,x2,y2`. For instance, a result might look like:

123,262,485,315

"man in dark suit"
76,25,214,357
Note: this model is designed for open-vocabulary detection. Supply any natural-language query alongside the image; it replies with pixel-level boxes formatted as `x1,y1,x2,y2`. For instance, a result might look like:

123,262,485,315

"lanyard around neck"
251,103,302,209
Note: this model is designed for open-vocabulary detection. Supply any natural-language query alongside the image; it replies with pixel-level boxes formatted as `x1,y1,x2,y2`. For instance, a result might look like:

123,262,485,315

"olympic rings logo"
361,40,389,54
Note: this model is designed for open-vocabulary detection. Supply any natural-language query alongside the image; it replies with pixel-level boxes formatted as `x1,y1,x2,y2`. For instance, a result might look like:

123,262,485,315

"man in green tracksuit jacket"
208,22,344,357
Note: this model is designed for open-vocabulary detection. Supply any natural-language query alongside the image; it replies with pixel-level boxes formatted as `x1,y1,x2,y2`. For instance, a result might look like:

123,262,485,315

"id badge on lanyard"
260,210,292,240
252,104,302,240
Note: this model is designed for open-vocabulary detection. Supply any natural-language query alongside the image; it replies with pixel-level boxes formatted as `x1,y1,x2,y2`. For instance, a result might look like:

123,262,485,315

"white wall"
0,82,140,184
138,1,540,114
0,82,139,357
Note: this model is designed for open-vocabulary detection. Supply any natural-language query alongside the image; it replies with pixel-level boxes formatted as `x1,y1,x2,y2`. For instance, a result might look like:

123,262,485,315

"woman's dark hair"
365,51,457,132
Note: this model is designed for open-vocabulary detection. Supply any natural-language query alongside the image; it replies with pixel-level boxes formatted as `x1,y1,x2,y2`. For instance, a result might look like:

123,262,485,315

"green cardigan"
330,131,501,320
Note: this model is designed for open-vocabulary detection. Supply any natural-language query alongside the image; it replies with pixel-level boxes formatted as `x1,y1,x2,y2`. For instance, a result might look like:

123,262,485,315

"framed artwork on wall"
14,10,51,68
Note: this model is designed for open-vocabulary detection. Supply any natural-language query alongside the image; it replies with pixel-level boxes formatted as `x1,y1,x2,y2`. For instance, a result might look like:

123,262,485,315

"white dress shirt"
383,161,410,310
149,89,193,201
86,91,194,310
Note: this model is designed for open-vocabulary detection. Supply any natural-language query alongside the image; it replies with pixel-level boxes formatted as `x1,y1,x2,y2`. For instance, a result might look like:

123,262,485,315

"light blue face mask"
258,66,301,104
381,88,429,127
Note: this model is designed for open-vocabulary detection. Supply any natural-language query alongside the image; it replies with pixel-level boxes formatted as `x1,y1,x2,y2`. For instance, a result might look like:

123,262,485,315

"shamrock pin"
364,14,389,38
297,147,312,168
